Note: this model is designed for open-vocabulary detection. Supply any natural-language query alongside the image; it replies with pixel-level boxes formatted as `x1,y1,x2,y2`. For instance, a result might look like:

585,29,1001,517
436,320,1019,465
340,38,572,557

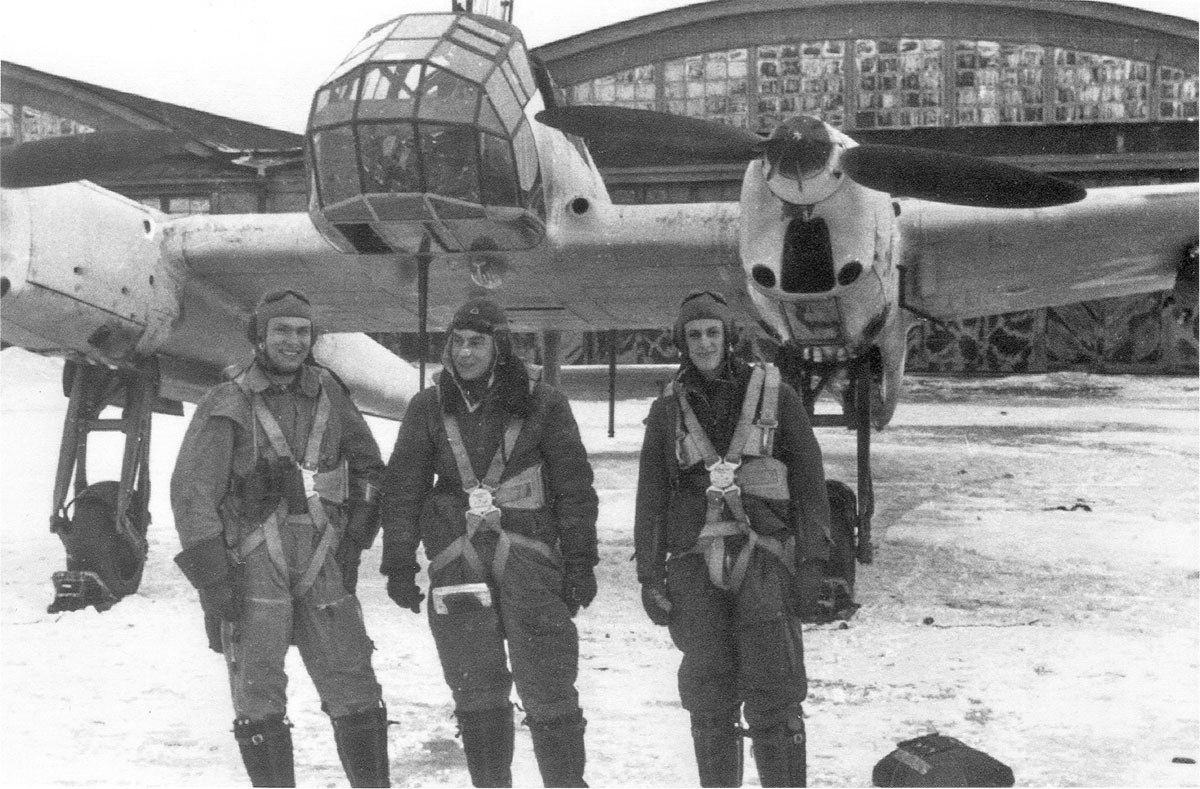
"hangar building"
3,0,1196,372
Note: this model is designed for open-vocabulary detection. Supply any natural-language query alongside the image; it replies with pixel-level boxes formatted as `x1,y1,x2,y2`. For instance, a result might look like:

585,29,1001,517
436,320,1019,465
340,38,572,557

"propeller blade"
536,106,763,165
1,131,192,189
840,144,1085,208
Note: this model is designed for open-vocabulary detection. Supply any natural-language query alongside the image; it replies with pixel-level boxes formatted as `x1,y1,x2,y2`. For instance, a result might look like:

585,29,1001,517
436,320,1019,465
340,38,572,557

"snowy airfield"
1,348,1197,787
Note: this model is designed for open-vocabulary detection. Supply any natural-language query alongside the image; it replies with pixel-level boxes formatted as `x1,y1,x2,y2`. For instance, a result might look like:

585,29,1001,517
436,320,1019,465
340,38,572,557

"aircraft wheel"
58,481,147,603
798,480,860,623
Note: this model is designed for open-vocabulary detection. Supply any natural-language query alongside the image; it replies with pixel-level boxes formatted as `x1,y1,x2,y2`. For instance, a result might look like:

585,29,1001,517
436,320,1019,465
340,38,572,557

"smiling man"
379,297,599,788
170,289,391,787
634,290,832,787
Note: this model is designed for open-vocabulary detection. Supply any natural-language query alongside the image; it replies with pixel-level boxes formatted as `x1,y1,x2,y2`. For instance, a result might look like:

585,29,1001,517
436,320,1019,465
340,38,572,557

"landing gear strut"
47,361,156,613
776,343,876,622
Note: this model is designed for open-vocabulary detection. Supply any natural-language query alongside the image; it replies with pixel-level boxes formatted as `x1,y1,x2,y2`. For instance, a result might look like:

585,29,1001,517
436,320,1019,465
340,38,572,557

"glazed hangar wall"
530,0,1199,373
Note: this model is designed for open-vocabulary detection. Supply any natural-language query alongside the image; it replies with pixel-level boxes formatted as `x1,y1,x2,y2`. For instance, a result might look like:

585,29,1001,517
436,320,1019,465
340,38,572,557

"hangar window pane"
855,38,943,129
663,49,749,127
955,41,1044,126
166,196,212,215
1,102,14,144
18,106,94,142
1159,67,1198,120
1053,49,1150,122
569,64,656,110
756,40,845,130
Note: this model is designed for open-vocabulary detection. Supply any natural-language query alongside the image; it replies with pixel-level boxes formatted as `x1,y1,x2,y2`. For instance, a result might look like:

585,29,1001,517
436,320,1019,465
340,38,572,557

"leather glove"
641,581,672,626
198,581,240,621
387,569,424,613
561,559,598,616
335,536,363,595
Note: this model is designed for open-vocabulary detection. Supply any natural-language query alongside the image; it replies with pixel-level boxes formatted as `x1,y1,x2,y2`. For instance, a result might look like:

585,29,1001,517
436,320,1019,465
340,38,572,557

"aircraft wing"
898,183,1198,321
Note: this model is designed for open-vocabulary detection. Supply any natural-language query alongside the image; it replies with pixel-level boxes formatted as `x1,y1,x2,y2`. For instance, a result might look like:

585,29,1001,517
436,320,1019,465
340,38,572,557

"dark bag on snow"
872,734,1014,787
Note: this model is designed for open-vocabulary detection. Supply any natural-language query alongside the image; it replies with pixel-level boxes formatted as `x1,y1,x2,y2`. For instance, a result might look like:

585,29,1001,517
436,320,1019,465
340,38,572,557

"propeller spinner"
535,106,1085,209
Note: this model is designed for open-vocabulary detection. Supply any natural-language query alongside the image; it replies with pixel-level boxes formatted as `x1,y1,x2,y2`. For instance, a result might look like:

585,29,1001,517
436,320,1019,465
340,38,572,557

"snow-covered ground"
1,348,1197,787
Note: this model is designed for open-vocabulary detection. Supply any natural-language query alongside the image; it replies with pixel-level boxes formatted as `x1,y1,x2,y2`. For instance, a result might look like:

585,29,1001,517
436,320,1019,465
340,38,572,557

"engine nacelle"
306,12,546,256
0,182,181,367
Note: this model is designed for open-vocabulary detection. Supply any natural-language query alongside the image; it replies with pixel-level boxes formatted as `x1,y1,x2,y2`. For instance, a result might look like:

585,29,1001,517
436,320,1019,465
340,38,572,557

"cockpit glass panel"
451,27,504,58
477,97,506,135
313,126,361,205
345,23,393,62
373,38,437,63
419,123,480,203
500,60,527,104
359,123,421,194
418,67,480,123
507,45,538,100
478,132,520,206
511,119,539,192
393,15,454,39
358,62,422,119
457,16,509,45
427,41,494,85
312,72,360,127
486,70,524,132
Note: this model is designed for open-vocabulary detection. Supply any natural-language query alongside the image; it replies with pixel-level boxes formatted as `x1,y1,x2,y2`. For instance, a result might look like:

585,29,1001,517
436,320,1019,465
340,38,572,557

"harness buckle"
300,465,318,499
466,486,498,516
706,459,740,495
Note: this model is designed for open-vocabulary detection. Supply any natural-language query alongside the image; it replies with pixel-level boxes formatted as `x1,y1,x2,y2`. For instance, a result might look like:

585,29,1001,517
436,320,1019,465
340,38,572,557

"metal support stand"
607,329,617,438
48,361,155,612
541,330,561,388
416,240,432,391
851,355,875,564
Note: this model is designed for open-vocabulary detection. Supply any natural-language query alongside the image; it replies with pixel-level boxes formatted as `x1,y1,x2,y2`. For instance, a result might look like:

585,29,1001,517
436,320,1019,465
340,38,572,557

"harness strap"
675,365,766,467
442,417,521,491
246,381,338,599
676,364,792,592
436,416,548,583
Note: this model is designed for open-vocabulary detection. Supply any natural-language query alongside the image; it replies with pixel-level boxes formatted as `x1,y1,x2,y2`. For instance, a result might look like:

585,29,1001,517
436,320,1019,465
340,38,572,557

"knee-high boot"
332,703,391,787
527,709,588,788
690,712,744,788
457,707,515,788
234,715,296,787
749,710,806,788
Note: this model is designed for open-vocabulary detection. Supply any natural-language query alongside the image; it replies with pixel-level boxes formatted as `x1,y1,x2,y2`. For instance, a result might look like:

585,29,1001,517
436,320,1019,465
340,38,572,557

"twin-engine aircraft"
1,3,1196,617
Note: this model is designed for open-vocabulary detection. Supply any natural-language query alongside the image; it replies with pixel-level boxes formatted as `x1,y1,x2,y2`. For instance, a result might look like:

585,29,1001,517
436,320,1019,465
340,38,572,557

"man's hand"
198,582,241,621
641,581,672,626
561,559,598,616
387,570,424,613
335,536,363,595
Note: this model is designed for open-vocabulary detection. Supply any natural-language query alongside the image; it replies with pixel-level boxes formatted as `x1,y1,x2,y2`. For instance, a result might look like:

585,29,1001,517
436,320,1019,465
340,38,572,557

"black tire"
59,481,147,600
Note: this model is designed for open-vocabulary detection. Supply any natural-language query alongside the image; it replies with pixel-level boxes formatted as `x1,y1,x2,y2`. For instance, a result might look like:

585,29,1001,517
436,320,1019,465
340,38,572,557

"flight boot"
456,706,515,788
749,708,806,788
332,703,391,787
234,715,295,787
527,709,588,787
690,711,744,788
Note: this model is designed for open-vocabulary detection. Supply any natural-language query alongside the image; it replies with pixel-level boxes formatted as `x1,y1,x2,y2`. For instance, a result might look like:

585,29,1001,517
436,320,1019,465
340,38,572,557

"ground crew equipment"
873,734,1014,788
